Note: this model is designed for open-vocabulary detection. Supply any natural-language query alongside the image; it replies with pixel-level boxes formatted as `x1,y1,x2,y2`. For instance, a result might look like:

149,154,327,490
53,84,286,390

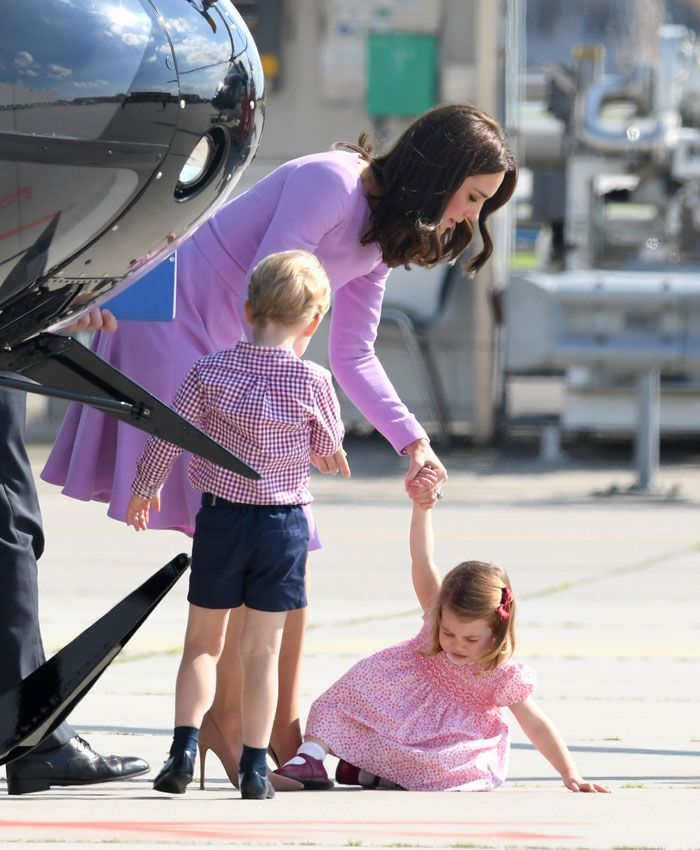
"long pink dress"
42,150,428,538
306,615,536,791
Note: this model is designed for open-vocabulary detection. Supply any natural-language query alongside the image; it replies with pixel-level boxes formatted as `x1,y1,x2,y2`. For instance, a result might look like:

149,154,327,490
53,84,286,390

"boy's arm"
509,697,610,793
409,472,441,612
126,493,160,531
128,433,180,531
131,436,181,501
310,446,350,477
309,372,348,474
130,364,206,509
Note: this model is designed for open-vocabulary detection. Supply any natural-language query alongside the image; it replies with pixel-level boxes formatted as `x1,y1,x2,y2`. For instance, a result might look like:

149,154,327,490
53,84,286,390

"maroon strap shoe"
335,759,406,790
273,753,333,790
335,758,361,786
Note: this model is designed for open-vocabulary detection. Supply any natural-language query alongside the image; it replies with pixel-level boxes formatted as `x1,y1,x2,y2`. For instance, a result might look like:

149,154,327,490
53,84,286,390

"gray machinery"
508,21,700,491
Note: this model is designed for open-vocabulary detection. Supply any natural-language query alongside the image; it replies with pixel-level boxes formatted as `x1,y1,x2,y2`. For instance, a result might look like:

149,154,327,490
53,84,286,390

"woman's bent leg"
209,605,245,751
270,605,307,764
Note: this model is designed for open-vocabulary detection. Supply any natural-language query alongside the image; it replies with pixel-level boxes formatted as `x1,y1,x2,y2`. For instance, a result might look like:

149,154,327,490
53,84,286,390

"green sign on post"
366,32,439,118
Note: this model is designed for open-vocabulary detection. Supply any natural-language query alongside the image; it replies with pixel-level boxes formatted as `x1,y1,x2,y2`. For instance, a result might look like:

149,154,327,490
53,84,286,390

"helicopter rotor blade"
0,333,260,481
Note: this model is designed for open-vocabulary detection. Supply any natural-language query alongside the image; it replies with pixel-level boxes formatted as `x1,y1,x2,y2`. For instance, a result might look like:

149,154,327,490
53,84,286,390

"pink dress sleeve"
492,662,537,707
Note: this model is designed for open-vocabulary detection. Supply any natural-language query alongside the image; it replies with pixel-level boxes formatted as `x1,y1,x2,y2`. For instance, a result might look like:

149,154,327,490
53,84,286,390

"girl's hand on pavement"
563,774,611,793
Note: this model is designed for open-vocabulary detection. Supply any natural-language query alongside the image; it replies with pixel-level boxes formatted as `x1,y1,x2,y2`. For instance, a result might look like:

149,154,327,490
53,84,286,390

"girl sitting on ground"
275,472,610,793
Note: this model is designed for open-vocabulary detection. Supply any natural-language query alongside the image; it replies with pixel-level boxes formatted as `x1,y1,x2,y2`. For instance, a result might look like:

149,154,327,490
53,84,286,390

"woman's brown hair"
335,103,517,273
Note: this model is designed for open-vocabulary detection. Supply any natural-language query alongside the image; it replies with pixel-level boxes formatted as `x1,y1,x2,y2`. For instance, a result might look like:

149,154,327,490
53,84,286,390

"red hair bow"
496,586,514,621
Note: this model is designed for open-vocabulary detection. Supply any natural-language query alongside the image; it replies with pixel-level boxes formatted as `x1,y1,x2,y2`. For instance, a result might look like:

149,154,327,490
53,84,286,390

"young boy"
126,250,345,800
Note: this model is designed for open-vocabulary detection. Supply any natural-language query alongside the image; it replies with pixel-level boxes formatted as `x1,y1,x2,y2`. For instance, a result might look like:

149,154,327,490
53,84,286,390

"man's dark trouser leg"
0,384,73,753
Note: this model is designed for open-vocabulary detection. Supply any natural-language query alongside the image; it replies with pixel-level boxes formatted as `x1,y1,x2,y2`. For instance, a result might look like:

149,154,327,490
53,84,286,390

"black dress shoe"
5,735,149,795
238,769,275,800
152,749,195,794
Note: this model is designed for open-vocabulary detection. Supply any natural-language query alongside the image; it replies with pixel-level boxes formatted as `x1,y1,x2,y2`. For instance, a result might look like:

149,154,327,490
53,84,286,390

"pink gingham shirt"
132,342,344,505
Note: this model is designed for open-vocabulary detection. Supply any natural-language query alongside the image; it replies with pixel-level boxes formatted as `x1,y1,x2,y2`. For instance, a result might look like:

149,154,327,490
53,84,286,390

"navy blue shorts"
188,498,309,612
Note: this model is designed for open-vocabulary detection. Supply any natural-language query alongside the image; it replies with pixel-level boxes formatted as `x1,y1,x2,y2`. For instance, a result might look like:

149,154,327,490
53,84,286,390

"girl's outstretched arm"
409,469,442,613
509,697,610,793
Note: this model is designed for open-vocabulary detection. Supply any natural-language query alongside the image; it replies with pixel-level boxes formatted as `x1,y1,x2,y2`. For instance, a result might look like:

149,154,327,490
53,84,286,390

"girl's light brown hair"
248,250,330,326
423,560,516,673
335,103,517,273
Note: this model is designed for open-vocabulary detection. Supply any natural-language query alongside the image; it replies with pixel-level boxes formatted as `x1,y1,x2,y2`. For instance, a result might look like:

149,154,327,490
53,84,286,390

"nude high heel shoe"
198,711,303,792
267,743,281,769
198,711,240,789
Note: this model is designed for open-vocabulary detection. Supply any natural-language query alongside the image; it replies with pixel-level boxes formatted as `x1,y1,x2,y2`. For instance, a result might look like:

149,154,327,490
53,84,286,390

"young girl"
275,472,610,793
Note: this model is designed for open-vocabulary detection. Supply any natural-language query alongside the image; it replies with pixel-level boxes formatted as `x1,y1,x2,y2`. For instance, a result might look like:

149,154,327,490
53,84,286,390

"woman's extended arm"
328,270,429,453
509,697,610,793
329,275,447,488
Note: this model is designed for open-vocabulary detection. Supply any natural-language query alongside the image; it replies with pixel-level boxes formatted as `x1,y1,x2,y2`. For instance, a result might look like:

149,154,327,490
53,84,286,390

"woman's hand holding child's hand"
407,467,442,509
126,493,160,531
403,438,447,494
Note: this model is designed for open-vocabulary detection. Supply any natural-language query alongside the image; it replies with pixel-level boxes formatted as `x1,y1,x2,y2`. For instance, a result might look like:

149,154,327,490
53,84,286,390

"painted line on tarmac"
0,818,585,844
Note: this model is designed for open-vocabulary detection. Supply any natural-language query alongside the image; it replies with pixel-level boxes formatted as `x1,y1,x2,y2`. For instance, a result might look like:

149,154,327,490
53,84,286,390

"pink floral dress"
306,615,536,791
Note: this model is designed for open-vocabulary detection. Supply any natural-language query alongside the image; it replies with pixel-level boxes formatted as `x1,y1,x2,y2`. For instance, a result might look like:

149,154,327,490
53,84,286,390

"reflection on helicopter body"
0,0,265,347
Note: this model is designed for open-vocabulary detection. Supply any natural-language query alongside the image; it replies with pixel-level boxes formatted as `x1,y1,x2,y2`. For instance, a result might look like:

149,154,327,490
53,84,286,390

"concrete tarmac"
1,438,699,850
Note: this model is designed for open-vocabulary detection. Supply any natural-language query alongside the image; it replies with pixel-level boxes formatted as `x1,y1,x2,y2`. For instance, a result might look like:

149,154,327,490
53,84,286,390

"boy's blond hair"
247,250,330,327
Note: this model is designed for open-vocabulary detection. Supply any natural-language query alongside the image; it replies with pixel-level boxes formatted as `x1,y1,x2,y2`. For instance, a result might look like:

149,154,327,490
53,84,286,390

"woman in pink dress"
42,104,518,782
275,472,610,793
